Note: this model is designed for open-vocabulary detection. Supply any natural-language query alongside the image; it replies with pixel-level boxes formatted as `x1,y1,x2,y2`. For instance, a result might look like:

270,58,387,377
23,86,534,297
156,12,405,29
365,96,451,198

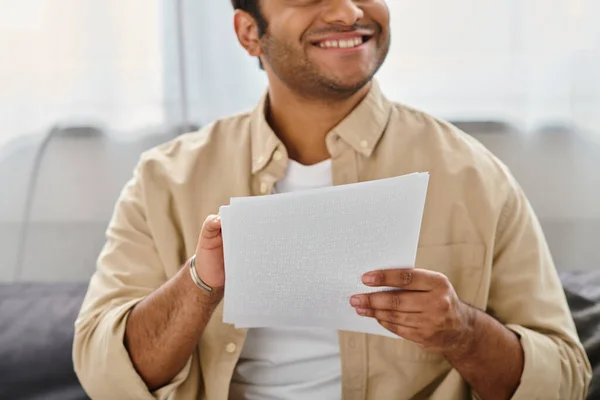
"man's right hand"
194,214,225,290
123,213,227,391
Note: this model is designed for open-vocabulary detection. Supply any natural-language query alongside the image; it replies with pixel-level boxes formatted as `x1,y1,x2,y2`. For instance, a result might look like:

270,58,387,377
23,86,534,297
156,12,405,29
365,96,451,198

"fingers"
361,268,447,291
201,214,222,239
354,307,424,342
350,290,429,312
355,308,422,328
378,321,420,341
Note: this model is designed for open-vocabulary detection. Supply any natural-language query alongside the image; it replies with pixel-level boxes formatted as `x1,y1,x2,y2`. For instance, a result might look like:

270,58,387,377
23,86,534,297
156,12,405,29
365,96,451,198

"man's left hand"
350,268,477,356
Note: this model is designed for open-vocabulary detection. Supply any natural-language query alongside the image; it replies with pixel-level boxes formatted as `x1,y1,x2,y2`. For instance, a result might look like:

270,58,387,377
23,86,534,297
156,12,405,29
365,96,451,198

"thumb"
201,215,221,240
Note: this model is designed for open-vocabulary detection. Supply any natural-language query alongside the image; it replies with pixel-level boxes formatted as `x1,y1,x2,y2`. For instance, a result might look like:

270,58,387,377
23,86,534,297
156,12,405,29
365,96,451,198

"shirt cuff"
505,324,562,400
103,299,193,400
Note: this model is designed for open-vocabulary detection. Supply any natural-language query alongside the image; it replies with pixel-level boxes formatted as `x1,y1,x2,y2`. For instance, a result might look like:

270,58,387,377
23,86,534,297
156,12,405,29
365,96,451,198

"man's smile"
309,31,375,54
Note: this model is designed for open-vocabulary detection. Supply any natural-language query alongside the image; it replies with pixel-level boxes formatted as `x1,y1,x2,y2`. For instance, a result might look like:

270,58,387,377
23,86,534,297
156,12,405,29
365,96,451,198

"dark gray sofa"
1,124,598,398
1,271,599,400
0,283,89,400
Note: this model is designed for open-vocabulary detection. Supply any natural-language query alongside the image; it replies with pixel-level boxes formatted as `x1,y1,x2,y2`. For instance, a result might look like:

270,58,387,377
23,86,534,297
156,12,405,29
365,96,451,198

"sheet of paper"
219,172,429,339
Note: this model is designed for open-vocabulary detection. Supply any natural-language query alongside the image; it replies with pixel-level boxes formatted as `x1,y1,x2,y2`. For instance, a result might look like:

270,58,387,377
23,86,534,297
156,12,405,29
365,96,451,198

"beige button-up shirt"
73,82,591,400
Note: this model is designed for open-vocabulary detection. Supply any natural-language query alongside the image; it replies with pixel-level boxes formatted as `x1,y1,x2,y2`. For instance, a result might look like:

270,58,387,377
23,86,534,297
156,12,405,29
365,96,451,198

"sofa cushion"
0,283,89,400
559,270,600,399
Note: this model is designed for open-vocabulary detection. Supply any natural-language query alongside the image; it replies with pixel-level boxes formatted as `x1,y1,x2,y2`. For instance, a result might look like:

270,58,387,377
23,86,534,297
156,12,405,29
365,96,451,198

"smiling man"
73,1,591,400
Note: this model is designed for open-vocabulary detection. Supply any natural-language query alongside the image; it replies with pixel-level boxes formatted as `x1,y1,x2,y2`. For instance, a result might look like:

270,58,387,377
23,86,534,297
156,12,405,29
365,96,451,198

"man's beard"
259,28,390,101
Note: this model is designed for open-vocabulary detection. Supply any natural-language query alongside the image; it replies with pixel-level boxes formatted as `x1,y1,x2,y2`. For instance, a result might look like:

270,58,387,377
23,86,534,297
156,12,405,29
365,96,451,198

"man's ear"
233,10,262,58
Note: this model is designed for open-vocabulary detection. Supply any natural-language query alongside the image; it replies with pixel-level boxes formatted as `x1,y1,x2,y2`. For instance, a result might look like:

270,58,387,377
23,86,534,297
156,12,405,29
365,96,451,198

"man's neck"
265,81,372,166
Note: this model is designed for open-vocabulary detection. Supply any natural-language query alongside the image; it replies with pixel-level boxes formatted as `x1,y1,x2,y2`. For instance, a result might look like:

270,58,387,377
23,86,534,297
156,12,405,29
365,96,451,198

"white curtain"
185,0,600,139
0,0,171,146
1,0,599,142
179,0,267,127
379,0,600,136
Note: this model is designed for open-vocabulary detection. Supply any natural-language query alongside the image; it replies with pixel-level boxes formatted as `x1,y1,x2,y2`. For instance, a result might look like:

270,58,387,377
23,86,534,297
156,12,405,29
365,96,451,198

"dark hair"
231,0,268,37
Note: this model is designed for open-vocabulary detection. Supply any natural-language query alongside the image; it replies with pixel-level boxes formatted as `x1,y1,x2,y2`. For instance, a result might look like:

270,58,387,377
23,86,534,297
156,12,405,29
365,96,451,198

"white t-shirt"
229,159,342,400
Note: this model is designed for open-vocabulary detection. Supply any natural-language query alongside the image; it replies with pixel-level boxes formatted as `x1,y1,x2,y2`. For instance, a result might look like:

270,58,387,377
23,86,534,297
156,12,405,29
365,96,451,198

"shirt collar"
250,80,392,174
250,94,282,174
330,80,392,157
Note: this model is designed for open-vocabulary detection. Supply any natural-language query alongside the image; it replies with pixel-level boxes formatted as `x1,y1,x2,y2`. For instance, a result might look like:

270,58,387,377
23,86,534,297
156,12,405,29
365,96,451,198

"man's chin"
321,74,373,94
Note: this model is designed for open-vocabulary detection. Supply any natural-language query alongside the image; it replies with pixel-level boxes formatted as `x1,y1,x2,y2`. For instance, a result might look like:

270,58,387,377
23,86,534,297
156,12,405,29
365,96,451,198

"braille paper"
219,172,429,338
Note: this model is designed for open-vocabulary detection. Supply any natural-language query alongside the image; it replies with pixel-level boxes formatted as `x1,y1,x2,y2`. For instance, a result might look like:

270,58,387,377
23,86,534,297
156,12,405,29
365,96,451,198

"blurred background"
0,1,599,399
1,0,600,280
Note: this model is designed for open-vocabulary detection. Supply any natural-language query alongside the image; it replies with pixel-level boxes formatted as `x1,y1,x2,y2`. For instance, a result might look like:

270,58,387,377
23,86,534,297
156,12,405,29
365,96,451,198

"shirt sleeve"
72,155,192,400
486,179,592,400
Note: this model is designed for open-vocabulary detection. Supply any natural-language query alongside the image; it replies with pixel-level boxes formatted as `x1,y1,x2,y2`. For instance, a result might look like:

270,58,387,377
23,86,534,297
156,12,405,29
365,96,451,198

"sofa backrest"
0,125,177,283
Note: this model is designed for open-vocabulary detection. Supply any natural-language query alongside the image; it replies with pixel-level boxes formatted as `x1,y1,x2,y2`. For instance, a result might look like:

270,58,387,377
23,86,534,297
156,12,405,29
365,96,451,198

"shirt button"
226,342,237,353
272,150,283,161
359,139,369,149
256,156,265,164
259,182,269,194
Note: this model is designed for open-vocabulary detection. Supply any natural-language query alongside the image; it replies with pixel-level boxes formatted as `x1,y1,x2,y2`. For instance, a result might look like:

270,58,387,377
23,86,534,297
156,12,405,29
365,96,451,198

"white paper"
219,172,429,339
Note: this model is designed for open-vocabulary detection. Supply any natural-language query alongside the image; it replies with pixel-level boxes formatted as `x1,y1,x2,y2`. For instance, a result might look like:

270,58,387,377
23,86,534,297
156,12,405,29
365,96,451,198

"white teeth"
318,37,364,49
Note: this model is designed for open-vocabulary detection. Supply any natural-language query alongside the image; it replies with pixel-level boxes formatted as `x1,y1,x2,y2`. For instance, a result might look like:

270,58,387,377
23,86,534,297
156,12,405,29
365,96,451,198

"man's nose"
322,0,365,26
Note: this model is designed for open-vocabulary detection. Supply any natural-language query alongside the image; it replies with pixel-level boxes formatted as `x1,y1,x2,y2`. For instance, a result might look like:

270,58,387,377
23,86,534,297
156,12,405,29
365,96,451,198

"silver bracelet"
189,255,213,293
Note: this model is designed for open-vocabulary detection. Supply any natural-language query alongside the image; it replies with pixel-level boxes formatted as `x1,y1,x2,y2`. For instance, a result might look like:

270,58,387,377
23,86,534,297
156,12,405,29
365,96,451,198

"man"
73,1,591,399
